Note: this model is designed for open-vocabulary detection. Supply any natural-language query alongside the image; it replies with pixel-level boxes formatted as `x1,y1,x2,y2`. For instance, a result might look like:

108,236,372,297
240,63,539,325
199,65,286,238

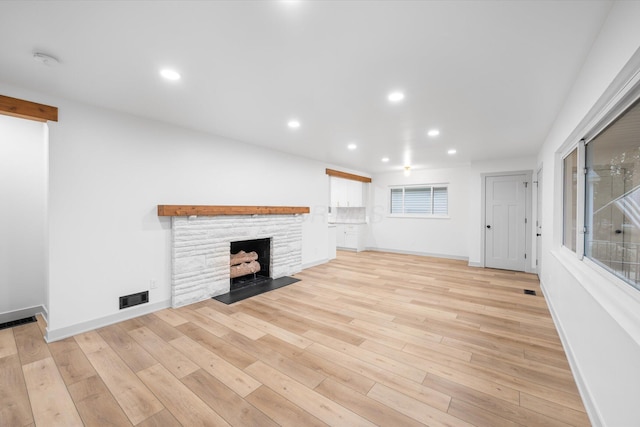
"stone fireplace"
159,205,309,307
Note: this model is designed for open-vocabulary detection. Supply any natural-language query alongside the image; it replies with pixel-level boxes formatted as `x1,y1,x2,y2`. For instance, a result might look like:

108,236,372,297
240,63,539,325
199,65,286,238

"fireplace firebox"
230,238,271,290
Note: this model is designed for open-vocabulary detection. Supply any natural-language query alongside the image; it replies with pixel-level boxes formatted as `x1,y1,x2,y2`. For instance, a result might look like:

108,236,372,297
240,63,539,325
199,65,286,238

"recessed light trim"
160,69,181,81
388,91,405,103
427,129,440,137
448,149,457,155
287,120,301,129
381,157,390,162
347,143,357,150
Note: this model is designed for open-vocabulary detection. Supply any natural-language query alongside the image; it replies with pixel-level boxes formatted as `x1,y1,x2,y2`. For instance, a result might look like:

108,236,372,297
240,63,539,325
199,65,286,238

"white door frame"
480,170,534,272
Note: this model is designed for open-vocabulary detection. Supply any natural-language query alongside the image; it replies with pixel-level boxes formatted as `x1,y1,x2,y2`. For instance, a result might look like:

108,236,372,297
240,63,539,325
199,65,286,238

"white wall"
0,84,335,339
368,157,538,265
0,115,47,322
368,166,469,259
538,1,640,425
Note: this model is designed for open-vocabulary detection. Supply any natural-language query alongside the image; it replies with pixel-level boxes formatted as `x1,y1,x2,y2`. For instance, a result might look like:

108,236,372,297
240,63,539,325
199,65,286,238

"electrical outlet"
150,279,157,289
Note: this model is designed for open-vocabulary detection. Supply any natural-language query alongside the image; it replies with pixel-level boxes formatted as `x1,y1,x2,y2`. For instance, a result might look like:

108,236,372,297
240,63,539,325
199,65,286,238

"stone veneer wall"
171,214,303,307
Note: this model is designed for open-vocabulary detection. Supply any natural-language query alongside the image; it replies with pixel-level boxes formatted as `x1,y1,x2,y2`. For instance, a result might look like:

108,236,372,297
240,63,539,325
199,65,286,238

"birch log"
230,250,259,266
230,260,261,278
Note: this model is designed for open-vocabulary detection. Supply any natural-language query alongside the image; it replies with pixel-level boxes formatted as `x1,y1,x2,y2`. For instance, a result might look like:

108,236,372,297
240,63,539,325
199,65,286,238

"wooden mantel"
157,205,310,217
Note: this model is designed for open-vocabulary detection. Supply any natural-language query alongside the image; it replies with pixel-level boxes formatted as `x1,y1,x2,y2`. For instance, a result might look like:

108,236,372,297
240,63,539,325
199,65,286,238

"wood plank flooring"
0,250,590,426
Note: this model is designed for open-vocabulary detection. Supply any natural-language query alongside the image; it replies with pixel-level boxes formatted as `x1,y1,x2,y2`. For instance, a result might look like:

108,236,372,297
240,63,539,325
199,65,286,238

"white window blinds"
433,187,448,215
405,187,431,213
390,188,404,214
390,185,448,216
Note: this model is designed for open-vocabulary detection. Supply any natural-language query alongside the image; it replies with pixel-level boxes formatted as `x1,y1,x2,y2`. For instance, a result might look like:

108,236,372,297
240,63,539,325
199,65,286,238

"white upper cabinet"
331,177,364,207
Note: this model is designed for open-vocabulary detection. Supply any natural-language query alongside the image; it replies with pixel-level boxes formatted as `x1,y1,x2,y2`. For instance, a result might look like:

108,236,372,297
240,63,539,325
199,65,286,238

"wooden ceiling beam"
0,95,58,122
325,168,372,183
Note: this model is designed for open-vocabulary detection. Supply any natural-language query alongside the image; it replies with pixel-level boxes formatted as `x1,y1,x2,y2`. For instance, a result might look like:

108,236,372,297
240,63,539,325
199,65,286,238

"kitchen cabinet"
331,177,363,207
335,224,366,251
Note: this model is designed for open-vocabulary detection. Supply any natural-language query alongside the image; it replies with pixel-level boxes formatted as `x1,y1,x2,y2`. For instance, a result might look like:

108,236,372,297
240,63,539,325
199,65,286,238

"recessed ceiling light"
160,69,181,81
427,129,440,137
287,120,301,129
388,91,405,103
347,143,357,150
404,166,411,176
448,149,457,155
381,157,390,162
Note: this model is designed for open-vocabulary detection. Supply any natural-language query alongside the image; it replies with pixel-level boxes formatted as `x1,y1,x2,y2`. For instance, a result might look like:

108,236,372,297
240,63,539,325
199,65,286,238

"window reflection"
585,99,640,289
563,149,578,252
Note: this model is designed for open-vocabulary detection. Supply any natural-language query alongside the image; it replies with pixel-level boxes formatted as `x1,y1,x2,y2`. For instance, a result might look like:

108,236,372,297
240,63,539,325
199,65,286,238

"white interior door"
485,174,527,271
536,168,543,275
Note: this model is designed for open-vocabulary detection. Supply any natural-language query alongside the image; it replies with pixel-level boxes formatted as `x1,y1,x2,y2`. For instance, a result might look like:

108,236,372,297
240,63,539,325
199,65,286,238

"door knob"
536,233,542,236
615,229,622,234
486,225,491,229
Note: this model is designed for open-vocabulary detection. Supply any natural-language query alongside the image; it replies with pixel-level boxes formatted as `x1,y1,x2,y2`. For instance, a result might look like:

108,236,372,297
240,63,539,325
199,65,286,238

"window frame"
559,55,640,288
388,183,449,218
554,49,640,352
562,147,579,253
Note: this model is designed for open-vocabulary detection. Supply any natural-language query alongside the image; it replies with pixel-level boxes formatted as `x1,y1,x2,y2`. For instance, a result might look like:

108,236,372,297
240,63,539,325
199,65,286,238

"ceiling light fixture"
448,149,457,155
388,91,405,103
160,69,181,81
347,143,357,150
427,129,440,137
381,157,390,162
404,166,411,177
287,120,301,129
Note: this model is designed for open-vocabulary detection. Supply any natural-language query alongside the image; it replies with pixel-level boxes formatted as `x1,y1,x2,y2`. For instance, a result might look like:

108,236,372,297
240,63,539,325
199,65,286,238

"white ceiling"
0,0,613,174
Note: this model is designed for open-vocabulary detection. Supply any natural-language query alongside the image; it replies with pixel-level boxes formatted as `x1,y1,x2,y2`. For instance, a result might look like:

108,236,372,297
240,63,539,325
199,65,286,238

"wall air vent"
0,316,36,331
119,291,149,309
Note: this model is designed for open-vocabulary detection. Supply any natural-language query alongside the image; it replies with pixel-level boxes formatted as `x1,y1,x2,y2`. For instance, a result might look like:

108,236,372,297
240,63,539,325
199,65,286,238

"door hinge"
584,168,588,175
524,253,527,259
525,218,527,224
536,259,538,266
524,181,528,188
583,226,588,234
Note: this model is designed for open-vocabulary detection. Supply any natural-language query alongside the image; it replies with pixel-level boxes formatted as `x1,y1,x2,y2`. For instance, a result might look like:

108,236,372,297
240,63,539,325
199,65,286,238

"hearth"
230,238,271,290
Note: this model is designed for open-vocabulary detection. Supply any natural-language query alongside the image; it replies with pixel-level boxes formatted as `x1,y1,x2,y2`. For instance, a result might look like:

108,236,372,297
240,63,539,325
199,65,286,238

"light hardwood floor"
0,250,590,426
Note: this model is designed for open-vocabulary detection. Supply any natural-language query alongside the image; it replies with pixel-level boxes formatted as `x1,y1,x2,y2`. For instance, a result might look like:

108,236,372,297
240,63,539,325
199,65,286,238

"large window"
390,185,448,216
584,98,640,289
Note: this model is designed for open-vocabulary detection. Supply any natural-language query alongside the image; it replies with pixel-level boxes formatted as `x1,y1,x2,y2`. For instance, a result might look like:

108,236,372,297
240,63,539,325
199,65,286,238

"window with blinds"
390,185,448,216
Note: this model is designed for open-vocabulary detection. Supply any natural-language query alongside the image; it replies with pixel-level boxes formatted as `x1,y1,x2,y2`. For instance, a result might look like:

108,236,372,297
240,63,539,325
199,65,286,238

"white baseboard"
0,305,46,325
365,247,469,262
40,304,48,324
45,299,171,343
302,258,329,269
539,278,601,427
467,261,482,267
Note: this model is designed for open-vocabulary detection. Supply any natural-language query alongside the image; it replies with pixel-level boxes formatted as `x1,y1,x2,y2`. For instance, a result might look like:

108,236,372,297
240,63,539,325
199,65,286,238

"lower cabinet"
335,224,365,252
